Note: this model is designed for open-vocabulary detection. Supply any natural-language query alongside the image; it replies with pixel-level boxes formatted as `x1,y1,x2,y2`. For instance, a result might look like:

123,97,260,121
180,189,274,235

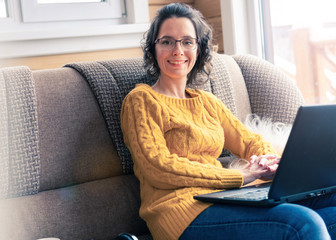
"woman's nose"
172,42,184,55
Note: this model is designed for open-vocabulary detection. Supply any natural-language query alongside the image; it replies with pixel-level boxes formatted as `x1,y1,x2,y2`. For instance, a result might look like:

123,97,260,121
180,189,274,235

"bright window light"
266,0,336,104
0,0,7,18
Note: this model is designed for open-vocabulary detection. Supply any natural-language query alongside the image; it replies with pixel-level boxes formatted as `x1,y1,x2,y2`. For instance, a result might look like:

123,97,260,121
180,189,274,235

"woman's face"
155,17,198,83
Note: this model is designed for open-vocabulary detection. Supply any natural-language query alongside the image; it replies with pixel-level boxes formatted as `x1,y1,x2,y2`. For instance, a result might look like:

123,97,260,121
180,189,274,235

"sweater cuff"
220,169,243,188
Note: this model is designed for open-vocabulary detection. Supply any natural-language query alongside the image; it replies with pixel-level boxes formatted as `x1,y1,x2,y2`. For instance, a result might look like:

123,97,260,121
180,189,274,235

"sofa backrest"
33,68,123,192
233,54,304,124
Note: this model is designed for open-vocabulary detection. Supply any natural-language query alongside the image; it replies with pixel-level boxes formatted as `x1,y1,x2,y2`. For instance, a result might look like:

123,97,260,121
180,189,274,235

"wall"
194,0,223,53
149,0,194,21
0,48,144,71
1,0,223,70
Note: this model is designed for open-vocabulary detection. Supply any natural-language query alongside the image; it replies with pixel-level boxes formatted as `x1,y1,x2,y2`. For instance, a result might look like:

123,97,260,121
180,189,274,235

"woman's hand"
241,155,280,185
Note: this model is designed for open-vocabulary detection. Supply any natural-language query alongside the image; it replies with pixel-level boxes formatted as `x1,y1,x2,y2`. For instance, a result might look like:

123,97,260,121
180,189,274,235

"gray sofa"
0,53,304,240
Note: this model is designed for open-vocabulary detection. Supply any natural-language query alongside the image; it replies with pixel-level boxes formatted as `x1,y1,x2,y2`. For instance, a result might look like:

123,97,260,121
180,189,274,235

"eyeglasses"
155,37,198,51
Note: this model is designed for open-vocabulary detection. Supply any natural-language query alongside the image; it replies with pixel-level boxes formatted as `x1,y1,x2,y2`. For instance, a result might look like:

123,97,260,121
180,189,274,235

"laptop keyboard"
227,187,270,201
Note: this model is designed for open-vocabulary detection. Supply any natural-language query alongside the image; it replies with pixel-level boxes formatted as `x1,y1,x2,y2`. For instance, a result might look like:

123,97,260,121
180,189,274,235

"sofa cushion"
34,68,122,192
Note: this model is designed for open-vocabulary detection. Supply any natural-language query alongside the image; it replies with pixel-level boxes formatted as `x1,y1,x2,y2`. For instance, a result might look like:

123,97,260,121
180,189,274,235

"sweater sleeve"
120,89,243,190
210,95,278,159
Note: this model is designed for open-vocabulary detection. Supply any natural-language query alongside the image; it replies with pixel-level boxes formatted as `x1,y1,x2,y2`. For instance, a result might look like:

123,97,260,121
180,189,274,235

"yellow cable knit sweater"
120,84,277,240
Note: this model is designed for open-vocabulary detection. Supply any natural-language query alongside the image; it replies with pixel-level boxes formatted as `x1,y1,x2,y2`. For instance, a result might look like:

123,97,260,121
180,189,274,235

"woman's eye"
183,40,193,45
161,39,173,45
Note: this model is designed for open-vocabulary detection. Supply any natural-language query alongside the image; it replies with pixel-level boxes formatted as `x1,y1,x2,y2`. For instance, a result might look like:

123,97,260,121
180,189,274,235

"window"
221,0,336,105
264,0,336,104
20,0,123,22
220,0,265,58
0,0,150,59
0,0,8,18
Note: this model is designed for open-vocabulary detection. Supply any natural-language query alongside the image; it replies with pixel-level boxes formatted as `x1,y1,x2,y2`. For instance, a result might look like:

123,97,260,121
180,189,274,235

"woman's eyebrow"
158,35,173,38
158,35,196,39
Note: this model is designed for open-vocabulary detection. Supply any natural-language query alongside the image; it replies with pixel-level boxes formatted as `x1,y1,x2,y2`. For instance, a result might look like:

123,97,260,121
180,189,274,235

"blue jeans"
179,193,336,240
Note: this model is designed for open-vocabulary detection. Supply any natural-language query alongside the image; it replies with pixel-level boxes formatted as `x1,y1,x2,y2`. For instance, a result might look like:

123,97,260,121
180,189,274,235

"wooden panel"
207,16,223,53
149,1,194,20
149,5,162,20
194,0,221,18
0,48,143,70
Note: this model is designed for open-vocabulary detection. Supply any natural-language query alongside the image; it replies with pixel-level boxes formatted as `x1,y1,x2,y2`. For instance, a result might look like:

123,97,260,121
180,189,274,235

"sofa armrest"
233,54,304,124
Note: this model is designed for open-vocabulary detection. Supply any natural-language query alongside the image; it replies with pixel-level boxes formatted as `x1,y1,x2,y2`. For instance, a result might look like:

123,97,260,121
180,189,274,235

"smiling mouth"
168,60,188,64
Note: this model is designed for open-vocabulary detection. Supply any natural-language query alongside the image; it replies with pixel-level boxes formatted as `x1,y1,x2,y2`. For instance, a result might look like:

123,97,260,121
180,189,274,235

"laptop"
194,105,336,206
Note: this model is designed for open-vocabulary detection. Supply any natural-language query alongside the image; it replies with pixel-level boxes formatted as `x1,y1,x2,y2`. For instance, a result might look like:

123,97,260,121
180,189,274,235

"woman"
121,3,336,240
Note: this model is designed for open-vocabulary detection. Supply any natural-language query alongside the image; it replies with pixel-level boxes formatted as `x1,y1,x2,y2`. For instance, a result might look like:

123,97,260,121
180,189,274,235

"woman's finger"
250,155,258,163
267,163,278,172
267,158,281,166
259,157,268,166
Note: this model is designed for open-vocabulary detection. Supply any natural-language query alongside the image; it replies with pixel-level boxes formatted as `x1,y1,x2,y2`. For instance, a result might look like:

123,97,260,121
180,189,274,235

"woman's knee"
270,203,331,240
180,203,331,240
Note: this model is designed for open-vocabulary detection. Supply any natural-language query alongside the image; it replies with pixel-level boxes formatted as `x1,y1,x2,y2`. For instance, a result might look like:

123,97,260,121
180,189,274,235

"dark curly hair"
142,3,213,85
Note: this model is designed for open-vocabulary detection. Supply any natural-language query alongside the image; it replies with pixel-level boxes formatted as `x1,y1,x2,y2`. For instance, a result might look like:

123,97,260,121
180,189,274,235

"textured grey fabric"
65,59,155,174
210,53,238,116
0,69,9,199
233,54,305,124
219,54,252,121
33,68,122,192
0,66,40,199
